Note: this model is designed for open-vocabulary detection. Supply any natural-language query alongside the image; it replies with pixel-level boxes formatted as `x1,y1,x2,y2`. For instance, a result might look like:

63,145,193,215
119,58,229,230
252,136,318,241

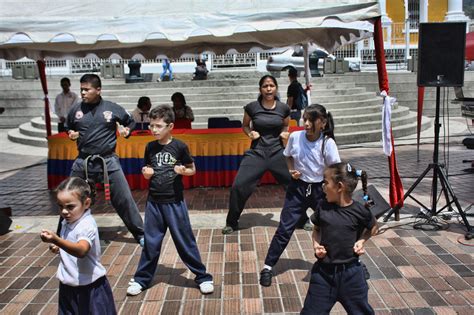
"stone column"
420,0,428,24
445,0,469,22
379,0,393,48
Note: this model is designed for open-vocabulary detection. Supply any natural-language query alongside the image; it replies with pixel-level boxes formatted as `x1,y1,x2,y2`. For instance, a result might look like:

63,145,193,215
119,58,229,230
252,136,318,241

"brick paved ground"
0,144,473,314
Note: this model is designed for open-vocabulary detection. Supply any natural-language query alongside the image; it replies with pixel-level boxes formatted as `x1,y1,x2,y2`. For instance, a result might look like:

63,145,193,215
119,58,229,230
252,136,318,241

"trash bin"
335,59,344,74
408,56,418,72
101,62,114,79
342,60,350,73
112,64,124,78
23,64,36,79
309,53,320,77
324,58,335,74
12,64,24,79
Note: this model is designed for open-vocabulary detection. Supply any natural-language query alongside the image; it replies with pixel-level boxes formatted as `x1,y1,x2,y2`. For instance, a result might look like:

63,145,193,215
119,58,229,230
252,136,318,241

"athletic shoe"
127,281,143,296
199,281,214,294
221,225,236,235
259,268,273,287
303,221,313,231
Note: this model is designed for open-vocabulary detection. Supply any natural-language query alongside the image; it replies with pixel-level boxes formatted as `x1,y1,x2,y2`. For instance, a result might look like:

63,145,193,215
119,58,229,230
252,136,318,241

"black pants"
59,276,116,315
264,179,323,267
58,122,66,133
70,169,144,242
226,147,308,228
301,261,374,315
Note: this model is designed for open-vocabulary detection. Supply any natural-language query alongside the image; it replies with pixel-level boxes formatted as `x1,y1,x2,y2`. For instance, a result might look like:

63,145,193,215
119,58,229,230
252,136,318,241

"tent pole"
373,17,405,220
37,60,52,137
303,42,312,102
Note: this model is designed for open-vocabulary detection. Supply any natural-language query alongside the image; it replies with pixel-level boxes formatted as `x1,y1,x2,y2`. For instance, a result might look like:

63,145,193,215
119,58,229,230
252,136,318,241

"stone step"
101,85,362,99
12,110,429,148
30,105,404,135
7,128,48,147
335,116,432,145
0,82,359,98
0,116,31,129
18,122,51,138
116,96,380,111
191,107,416,131
188,103,384,124
106,91,373,106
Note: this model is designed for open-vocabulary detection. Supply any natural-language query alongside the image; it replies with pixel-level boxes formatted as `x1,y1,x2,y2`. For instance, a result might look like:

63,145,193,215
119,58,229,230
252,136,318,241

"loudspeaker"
417,22,466,87
353,185,390,219
0,204,12,235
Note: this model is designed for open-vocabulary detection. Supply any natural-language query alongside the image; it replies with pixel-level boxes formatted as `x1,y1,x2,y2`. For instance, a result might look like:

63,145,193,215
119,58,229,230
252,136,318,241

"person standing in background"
54,77,80,133
158,58,173,82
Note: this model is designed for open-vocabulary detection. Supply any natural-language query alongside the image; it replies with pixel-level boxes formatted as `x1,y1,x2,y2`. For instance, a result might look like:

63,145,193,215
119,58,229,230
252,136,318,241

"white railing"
211,53,257,69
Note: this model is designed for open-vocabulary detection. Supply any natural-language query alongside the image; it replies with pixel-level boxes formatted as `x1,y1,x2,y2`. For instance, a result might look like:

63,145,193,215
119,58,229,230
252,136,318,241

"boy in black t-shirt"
301,162,378,315
127,105,214,296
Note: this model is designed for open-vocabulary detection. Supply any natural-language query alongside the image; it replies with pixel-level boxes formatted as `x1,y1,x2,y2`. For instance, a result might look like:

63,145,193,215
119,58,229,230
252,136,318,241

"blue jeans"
160,63,173,81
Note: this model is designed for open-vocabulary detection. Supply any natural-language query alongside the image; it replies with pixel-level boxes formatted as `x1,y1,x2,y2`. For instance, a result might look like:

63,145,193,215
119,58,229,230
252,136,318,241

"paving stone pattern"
0,144,473,314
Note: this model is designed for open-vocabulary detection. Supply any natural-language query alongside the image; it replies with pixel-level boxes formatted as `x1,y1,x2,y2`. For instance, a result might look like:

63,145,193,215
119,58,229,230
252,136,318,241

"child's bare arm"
40,229,91,258
142,165,154,179
174,162,196,176
286,156,301,179
312,225,327,259
354,219,378,255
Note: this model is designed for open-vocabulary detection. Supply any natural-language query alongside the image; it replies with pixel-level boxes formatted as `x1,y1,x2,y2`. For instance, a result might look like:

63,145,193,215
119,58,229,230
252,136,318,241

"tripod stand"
384,86,473,239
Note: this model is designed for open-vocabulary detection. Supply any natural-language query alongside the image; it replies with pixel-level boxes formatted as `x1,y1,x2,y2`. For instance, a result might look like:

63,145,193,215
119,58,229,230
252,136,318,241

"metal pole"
404,0,410,65
303,42,312,102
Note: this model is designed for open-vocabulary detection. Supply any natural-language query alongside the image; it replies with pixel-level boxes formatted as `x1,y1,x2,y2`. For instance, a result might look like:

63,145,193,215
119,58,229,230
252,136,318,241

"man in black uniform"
65,74,144,245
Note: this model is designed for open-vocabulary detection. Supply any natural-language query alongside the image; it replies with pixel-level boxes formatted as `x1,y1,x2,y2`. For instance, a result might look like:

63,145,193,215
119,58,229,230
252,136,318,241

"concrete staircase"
1,71,431,147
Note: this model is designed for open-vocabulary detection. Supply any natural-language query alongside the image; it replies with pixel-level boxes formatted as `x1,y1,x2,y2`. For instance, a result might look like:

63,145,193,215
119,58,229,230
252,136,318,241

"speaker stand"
384,86,473,240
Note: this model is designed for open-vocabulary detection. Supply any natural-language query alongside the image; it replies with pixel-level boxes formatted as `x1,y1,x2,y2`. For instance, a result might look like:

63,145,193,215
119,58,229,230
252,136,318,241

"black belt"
83,154,111,201
318,260,359,274
78,151,114,159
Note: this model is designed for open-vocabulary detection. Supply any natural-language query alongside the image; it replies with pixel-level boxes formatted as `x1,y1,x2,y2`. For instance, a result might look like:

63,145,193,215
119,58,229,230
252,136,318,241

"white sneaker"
199,281,214,294
127,281,143,296
128,278,135,286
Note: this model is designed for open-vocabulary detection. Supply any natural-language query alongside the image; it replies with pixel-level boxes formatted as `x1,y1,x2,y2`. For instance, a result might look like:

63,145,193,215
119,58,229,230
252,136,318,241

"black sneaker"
259,268,273,287
221,225,237,235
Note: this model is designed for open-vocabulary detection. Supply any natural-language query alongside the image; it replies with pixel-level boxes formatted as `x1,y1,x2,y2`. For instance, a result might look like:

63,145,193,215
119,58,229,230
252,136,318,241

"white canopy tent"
0,0,379,59
0,0,406,215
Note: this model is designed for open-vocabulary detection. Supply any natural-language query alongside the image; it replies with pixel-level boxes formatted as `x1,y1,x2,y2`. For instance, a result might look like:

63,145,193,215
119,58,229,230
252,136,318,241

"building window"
408,0,420,29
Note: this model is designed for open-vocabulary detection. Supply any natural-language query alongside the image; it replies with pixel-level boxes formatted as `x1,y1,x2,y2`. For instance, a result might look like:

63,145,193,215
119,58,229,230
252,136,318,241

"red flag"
373,17,404,211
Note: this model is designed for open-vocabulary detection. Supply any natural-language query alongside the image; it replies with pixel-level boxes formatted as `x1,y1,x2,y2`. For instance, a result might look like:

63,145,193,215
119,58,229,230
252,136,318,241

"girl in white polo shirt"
40,177,116,315
259,104,341,287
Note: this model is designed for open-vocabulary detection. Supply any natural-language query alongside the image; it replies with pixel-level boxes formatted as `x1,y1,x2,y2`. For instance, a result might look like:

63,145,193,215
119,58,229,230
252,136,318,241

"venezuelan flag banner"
47,128,294,190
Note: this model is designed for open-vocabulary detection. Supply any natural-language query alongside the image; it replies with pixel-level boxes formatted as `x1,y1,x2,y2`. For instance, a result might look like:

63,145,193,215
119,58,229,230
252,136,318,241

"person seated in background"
171,92,194,123
131,96,152,130
193,58,208,80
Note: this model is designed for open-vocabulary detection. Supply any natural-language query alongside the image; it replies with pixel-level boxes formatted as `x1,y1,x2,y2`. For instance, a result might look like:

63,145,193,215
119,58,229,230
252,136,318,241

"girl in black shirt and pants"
301,162,378,315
